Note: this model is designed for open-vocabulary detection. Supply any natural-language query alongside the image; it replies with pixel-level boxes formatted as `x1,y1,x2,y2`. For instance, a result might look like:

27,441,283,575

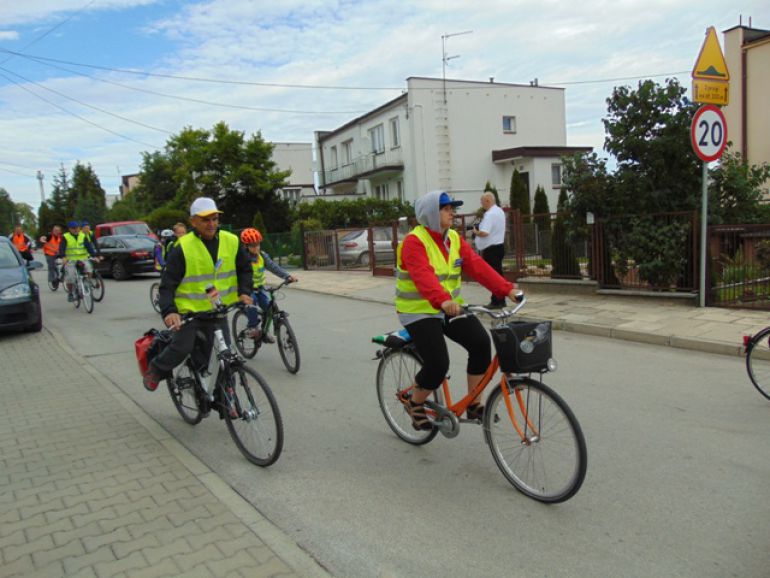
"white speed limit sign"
691,104,727,162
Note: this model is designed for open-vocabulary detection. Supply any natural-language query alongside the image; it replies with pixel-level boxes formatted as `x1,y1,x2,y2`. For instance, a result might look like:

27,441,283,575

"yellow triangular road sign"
692,26,730,81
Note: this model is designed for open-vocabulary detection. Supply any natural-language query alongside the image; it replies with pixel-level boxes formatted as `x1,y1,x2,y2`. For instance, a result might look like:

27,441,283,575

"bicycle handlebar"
459,290,527,321
264,278,295,293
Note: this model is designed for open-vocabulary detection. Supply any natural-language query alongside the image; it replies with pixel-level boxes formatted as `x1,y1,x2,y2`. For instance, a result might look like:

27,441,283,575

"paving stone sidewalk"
0,330,330,578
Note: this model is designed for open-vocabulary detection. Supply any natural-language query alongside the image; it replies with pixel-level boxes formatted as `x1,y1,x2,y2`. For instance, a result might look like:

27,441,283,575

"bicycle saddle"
372,328,412,348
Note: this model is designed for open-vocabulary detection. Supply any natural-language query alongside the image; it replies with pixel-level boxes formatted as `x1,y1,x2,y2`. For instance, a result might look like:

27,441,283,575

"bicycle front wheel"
484,377,587,503
276,317,300,373
91,271,105,302
80,277,94,313
168,360,203,425
149,282,161,314
746,327,770,400
376,349,438,445
48,277,59,291
231,309,258,358
224,365,283,466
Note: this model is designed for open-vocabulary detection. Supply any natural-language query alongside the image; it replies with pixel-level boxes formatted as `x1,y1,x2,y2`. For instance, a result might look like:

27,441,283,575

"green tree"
39,165,70,233
14,203,36,232
0,188,16,234
106,196,142,221
144,207,188,231
603,78,700,214
551,188,580,278
532,185,551,259
509,169,530,219
70,163,106,225
708,150,770,225
135,122,292,230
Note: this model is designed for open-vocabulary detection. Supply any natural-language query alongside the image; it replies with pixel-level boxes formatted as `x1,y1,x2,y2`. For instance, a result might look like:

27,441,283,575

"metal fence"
707,223,770,309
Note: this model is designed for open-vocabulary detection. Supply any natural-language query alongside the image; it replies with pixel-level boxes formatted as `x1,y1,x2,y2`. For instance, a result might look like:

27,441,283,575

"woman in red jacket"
395,190,519,430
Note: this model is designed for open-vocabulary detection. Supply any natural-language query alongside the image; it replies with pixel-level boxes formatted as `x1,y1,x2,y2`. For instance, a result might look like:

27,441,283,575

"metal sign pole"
699,160,708,307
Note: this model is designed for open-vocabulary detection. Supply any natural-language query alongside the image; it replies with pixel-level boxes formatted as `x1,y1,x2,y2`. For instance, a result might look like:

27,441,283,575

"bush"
144,207,189,231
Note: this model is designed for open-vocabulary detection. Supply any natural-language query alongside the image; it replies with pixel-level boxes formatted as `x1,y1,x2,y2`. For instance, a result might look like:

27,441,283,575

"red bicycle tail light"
743,335,751,348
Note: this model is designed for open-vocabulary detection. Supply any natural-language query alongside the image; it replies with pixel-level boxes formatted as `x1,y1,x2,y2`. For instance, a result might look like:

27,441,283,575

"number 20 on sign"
690,104,727,162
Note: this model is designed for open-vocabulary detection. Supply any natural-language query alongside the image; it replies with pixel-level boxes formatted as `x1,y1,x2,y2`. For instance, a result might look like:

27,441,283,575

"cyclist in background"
9,224,33,262
58,220,99,302
80,220,98,252
396,190,519,430
40,225,63,287
142,197,253,391
239,227,297,343
154,229,175,272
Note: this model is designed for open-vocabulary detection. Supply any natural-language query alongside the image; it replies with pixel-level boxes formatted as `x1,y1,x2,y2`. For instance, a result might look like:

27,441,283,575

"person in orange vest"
39,225,63,287
9,224,33,262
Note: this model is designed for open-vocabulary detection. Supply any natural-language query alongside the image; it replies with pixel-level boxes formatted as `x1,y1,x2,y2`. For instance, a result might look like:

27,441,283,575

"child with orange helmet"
239,228,297,342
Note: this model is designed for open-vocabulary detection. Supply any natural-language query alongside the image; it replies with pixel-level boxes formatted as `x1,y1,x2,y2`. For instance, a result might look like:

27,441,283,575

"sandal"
466,402,484,421
408,400,433,431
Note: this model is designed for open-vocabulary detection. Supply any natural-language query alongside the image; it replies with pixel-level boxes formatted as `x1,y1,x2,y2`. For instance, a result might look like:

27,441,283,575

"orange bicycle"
373,294,587,503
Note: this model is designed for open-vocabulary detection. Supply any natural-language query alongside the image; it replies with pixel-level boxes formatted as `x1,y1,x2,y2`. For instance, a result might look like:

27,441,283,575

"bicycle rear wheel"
376,348,438,445
746,327,770,400
168,360,203,425
484,377,587,503
48,276,59,291
276,317,300,373
149,282,161,314
80,277,94,313
231,309,258,358
224,365,283,466
91,271,105,302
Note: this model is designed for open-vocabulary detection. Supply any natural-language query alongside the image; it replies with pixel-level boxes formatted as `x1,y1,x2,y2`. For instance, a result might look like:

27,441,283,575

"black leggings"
406,316,491,391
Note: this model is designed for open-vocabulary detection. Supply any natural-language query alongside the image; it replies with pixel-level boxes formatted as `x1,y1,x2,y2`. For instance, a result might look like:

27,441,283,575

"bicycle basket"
490,320,552,374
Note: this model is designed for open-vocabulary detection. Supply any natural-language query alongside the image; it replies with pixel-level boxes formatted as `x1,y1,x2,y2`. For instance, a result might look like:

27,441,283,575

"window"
375,183,389,200
342,140,352,165
396,180,404,201
330,146,338,168
551,164,562,187
390,117,400,148
369,124,385,154
282,188,301,202
502,116,517,133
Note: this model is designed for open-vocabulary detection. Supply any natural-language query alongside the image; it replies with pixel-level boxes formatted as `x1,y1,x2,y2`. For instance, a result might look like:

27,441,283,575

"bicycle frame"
398,297,548,439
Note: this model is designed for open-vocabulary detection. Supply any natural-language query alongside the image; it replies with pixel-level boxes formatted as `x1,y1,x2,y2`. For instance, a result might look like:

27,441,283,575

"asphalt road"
38,272,770,578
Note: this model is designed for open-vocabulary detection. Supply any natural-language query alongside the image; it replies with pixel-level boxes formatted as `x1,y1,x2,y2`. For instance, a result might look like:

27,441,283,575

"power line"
0,65,173,134
14,52,370,115
0,48,694,91
0,166,34,178
0,0,98,66
0,70,162,149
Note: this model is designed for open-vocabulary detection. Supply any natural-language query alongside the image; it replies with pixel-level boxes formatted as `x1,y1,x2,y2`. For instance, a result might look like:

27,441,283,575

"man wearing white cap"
143,197,253,392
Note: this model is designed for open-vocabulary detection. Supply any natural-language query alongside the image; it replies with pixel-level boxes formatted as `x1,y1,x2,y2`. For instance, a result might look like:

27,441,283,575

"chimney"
489,77,494,83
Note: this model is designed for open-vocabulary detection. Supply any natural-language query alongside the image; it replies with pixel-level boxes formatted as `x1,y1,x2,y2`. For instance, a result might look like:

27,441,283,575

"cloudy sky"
0,0,764,213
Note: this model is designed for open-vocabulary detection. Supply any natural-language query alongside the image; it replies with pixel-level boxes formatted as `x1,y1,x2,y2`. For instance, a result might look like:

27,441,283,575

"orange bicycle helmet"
240,228,263,244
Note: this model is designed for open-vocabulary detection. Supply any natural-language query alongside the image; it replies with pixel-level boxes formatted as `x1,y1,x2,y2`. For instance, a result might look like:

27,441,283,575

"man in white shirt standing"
473,192,507,308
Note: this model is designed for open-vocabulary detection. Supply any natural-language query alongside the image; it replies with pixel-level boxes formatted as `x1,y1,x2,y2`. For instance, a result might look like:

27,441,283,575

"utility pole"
36,170,45,204
441,30,473,103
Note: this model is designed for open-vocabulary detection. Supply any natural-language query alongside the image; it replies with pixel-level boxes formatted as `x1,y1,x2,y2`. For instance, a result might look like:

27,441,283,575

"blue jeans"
246,288,271,328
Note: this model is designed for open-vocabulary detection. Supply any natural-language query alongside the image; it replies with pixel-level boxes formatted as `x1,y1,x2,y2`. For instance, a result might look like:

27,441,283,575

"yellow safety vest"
395,225,464,314
63,232,89,261
251,253,265,288
174,231,240,314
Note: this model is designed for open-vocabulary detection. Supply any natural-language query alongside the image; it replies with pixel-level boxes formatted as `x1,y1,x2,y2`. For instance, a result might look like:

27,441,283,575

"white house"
314,76,591,211
271,142,315,203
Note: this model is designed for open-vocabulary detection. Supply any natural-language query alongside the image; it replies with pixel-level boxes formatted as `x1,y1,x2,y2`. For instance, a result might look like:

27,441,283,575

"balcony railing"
320,149,403,187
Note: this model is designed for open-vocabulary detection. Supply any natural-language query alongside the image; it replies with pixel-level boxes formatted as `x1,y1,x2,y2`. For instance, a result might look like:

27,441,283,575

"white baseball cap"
189,197,223,217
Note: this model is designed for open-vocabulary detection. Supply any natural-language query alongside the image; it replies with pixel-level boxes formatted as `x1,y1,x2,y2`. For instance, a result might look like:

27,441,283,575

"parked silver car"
339,228,399,266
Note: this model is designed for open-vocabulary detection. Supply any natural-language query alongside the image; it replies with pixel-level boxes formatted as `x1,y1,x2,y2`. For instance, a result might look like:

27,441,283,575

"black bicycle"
231,279,300,374
745,328,770,400
164,302,284,466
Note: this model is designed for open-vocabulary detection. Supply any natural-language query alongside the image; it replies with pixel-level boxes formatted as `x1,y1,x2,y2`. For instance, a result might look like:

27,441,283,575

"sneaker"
262,333,275,344
485,301,504,309
142,368,162,392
